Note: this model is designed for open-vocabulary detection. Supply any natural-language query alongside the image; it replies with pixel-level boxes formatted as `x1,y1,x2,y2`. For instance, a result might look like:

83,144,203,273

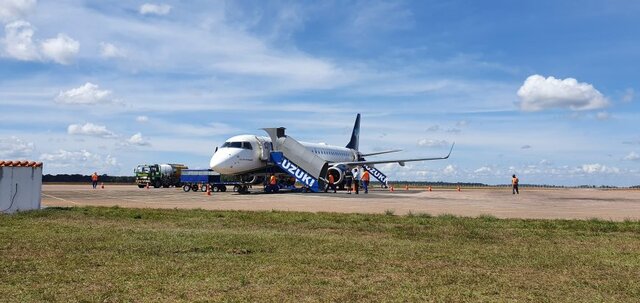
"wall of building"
0,161,43,214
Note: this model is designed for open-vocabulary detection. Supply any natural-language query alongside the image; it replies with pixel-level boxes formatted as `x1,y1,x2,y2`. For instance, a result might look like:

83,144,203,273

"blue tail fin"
346,113,360,150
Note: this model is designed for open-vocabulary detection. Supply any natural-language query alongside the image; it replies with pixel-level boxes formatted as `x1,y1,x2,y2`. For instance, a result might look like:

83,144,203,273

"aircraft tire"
182,184,191,192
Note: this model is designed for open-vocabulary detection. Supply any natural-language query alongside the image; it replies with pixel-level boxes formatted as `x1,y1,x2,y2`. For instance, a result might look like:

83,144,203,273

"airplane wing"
359,149,402,157
336,143,454,167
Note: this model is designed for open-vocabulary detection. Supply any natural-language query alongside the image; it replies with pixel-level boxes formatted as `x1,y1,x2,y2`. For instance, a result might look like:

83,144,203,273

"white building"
0,161,43,214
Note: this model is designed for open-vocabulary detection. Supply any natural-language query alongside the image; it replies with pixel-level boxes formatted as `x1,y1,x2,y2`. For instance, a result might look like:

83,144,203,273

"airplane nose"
209,153,227,173
209,149,240,174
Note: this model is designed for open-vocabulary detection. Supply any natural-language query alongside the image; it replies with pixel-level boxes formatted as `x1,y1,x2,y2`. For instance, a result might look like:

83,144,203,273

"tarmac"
40,184,640,221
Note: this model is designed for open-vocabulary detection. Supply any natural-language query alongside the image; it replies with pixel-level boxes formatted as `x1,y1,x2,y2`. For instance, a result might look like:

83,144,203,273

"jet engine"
327,164,348,184
240,175,264,185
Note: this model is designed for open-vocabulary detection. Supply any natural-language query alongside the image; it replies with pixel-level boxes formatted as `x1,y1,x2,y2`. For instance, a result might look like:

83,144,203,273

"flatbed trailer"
180,169,241,192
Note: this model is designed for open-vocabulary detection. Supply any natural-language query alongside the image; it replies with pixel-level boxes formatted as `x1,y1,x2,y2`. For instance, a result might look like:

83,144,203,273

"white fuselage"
209,135,357,175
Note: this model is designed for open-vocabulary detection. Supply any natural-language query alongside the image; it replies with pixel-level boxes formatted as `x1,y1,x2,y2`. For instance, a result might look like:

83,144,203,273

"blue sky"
1,0,639,186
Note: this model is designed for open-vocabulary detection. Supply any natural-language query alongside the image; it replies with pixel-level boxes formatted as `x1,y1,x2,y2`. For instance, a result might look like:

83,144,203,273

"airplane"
209,114,453,193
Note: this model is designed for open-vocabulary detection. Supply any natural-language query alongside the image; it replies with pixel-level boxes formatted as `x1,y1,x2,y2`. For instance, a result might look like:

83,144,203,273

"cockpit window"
222,141,252,150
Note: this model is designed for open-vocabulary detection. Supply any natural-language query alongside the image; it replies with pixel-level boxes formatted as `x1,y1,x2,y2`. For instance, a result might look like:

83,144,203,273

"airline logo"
270,152,319,192
362,164,388,183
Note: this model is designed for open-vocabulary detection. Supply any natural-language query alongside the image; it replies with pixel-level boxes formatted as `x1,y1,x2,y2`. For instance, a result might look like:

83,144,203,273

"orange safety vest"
512,177,519,185
362,171,370,181
328,174,334,184
269,175,277,185
91,174,98,181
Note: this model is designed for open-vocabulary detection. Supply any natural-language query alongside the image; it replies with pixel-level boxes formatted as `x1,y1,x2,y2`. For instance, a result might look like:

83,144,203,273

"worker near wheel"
269,173,278,192
325,173,336,193
362,170,370,194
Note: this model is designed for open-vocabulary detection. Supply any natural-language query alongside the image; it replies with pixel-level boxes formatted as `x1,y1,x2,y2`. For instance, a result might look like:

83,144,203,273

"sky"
1,0,639,186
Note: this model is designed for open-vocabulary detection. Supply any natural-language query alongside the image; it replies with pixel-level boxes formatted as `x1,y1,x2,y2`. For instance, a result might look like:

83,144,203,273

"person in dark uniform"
344,169,353,194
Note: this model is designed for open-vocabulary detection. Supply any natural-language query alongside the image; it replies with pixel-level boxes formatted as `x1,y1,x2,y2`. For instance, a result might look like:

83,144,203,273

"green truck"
134,163,188,188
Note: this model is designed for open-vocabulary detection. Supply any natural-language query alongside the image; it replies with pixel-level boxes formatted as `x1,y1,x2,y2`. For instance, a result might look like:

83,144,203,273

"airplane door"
256,137,272,161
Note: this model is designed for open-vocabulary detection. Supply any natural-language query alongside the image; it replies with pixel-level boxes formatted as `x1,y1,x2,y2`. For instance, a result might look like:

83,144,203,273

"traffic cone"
405,185,409,190
457,186,461,192
206,184,211,196
101,182,104,189
428,186,432,192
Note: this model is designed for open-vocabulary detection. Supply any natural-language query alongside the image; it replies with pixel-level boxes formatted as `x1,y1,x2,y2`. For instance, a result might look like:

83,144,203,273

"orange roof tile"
0,160,43,167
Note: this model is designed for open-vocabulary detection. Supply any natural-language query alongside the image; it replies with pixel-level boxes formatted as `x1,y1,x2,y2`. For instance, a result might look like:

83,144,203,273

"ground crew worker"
344,169,353,194
362,170,370,194
325,173,336,193
353,168,360,194
269,174,277,192
512,174,519,195
91,172,98,189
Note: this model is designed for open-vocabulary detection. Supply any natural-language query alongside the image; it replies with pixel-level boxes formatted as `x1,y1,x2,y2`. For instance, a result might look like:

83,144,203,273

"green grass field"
2,207,640,302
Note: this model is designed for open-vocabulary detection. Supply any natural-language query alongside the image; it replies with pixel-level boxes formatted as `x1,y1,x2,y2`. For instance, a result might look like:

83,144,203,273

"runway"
41,184,640,221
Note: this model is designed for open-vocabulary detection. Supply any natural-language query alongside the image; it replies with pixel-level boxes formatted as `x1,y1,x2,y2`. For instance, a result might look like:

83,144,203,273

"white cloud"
474,166,492,174
139,3,171,15
622,88,634,103
2,20,39,61
0,136,34,158
455,120,469,127
623,152,639,161
539,159,553,166
2,20,79,64
443,164,456,175
40,33,79,64
0,0,36,23
40,149,118,173
426,125,440,132
99,42,125,58
55,82,113,105
596,111,611,121
136,115,149,123
445,127,461,133
67,123,117,138
581,163,619,174
417,139,448,147
517,74,609,111
127,133,150,146
351,1,413,33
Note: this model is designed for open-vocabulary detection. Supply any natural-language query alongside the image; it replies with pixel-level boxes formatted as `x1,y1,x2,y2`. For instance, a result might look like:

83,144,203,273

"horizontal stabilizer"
337,143,454,166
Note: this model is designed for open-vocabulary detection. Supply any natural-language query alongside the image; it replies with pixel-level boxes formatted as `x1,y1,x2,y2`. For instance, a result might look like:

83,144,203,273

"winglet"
444,142,455,159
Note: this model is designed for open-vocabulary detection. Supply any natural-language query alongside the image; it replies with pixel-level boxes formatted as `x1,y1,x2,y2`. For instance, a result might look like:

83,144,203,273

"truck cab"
134,163,187,188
